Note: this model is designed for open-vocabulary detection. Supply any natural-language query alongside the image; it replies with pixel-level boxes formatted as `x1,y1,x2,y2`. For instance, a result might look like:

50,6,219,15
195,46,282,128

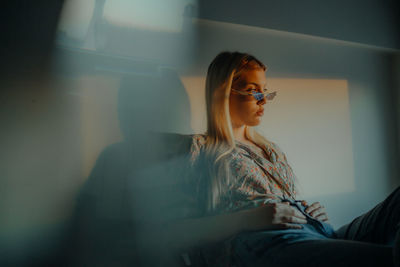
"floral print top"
189,134,297,213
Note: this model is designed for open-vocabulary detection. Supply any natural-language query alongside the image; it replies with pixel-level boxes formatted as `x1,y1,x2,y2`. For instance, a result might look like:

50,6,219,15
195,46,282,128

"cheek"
230,99,258,122
229,100,240,122
241,102,263,125
240,99,258,112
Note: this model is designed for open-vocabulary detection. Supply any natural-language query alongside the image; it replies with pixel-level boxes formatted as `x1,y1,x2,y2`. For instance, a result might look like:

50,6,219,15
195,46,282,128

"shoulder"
268,141,283,154
189,134,207,164
264,140,287,161
192,134,207,147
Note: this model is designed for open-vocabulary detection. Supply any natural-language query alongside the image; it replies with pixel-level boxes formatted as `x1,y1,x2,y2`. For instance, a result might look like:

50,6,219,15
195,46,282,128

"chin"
247,119,261,127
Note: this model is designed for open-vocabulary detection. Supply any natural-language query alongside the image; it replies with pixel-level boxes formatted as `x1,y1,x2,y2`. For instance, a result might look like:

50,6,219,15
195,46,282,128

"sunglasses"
231,88,277,101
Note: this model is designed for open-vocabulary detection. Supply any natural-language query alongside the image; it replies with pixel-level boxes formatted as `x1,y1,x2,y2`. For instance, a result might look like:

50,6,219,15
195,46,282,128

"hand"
305,202,329,222
268,202,308,229
245,202,307,231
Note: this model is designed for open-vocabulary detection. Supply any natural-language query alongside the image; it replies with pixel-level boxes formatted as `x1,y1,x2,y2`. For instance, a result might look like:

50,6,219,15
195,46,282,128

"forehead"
236,69,267,86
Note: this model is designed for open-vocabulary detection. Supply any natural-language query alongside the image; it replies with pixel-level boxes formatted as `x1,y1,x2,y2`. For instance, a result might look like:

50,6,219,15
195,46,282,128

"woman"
188,51,400,267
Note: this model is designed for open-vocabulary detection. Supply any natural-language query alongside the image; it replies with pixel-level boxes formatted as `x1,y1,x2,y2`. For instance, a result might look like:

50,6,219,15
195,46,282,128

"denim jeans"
232,186,400,267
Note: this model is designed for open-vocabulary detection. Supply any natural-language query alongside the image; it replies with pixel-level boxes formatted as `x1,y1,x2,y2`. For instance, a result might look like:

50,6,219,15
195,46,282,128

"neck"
232,124,247,143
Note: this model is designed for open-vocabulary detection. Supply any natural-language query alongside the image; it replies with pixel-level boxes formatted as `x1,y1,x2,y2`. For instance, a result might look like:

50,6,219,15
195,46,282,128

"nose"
257,95,266,105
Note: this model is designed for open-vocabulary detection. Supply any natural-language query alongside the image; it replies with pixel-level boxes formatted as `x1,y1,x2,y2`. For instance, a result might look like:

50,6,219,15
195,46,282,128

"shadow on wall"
63,69,197,266
118,69,192,139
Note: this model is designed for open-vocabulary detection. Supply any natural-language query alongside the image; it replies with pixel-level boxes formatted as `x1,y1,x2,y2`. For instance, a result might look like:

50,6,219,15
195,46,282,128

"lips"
256,109,264,116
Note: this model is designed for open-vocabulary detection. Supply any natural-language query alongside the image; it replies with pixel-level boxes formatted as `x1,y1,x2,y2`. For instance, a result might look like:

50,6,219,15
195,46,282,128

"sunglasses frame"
231,88,277,101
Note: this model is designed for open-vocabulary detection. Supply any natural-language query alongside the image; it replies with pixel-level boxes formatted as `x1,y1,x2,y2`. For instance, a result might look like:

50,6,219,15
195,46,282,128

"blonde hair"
203,51,284,211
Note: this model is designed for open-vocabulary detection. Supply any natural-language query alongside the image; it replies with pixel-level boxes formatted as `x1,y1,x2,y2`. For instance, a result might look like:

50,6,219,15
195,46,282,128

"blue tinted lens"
253,93,264,101
266,92,277,100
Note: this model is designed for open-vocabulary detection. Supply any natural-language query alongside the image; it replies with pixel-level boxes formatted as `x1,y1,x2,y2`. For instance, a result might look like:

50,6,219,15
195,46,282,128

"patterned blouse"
189,134,297,213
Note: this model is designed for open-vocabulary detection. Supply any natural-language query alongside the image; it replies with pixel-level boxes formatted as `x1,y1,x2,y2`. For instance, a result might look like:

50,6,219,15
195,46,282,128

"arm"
164,208,254,251
170,137,305,249
164,202,307,251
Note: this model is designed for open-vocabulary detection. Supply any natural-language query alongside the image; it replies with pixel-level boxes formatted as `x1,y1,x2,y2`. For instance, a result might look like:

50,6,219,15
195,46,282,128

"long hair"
202,51,284,211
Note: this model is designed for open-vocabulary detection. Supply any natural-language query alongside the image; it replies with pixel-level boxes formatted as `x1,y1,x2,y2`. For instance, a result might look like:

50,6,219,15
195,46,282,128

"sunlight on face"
229,69,268,127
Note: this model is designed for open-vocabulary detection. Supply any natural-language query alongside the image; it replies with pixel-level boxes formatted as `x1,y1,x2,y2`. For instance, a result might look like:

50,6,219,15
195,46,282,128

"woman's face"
229,68,267,127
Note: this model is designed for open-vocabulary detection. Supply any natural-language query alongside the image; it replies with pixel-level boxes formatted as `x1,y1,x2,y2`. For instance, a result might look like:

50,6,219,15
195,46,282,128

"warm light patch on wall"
262,78,355,198
181,76,355,198
180,76,207,133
